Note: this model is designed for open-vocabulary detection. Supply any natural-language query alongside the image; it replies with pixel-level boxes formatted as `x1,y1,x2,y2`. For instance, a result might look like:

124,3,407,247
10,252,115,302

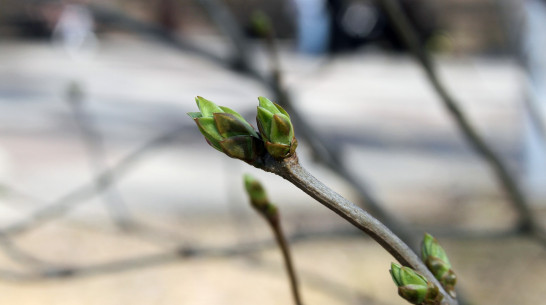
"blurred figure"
292,0,438,55
293,0,331,55
52,1,97,59
326,0,382,52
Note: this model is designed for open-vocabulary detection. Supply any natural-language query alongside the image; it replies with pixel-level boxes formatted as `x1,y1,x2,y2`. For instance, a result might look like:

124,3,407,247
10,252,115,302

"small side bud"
244,174,268,209
389,263,443,305
243,174,278,222
421,233,457,297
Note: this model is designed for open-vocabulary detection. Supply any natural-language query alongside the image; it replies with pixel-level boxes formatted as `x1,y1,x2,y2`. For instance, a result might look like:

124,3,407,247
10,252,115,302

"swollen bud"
421,233,457,297
256,96,297,159
188,96,263,163
390,263,443,305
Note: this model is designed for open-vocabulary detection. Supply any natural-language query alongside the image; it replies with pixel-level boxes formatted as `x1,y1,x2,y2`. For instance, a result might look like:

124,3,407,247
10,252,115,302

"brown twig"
258,154,457,305
270,217,303,305
245,174,303,305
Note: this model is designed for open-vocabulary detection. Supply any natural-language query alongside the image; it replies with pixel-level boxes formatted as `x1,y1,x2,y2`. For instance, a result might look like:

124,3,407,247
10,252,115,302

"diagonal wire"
66,81,133,229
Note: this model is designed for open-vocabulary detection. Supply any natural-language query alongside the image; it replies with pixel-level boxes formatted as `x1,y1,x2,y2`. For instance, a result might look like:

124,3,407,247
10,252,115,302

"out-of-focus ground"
0,37,545,305
0,218,544,305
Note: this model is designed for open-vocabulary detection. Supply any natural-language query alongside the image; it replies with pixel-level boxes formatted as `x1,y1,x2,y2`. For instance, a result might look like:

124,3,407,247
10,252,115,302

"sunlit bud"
390,263,443,305
188,96,263,163
422,233,457,297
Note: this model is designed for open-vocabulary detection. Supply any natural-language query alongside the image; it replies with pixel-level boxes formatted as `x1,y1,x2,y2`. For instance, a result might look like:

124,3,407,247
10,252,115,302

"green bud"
243,174,278,222
398,285,430,304
390,263,443,305
256,96,297,159
390,263,428,287
422,234,450,267
188,97,262,163
422,233,457,297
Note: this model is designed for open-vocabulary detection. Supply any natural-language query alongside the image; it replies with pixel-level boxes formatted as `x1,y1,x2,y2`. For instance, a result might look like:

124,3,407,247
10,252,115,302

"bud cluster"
188,96,297,163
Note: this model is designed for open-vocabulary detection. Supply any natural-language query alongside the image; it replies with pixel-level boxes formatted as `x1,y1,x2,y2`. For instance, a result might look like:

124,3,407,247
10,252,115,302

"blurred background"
0,0,545,304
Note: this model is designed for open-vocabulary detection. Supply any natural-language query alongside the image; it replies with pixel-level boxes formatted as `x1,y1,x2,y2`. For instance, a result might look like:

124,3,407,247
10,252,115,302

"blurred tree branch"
0,226,387,304
0,3,540,304
0,226,356,280
193,0,253,71
0,125,186,237
0,220,530,282
88,4,229,69
374,0,546,245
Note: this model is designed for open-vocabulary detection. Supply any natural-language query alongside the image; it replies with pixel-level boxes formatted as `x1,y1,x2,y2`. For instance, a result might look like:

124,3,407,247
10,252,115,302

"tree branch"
260,154,457,305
